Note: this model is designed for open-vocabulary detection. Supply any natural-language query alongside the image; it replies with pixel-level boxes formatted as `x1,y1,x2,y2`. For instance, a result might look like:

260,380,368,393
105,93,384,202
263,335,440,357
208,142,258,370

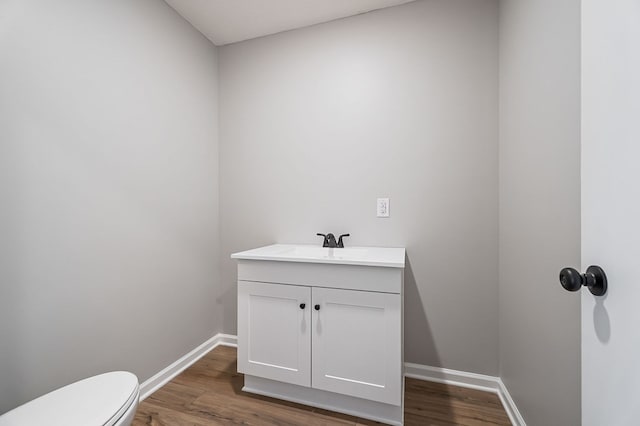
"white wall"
219,0,500,375
498,0,581,424
0,0,220,413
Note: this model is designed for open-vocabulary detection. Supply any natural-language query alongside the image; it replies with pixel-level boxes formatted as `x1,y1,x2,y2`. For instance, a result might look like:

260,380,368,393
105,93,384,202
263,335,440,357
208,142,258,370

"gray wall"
498,0,581,424
0,0,220,413
219,0,500,375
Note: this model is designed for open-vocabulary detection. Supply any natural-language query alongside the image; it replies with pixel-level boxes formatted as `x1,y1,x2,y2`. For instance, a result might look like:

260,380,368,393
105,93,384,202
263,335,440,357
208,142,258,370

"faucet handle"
337,234,350,248
317,233,329,247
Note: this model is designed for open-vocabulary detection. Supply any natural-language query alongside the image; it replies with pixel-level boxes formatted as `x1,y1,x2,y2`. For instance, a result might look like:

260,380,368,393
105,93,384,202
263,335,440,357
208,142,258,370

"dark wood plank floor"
133,346,510,426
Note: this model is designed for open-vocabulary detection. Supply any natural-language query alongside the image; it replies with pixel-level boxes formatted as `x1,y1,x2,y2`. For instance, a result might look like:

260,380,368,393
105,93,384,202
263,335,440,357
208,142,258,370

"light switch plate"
377,198,390,217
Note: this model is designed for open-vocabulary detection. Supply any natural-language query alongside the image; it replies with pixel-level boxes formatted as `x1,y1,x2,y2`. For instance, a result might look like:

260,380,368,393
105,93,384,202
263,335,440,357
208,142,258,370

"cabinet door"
312,288,402,405
237,281,311,387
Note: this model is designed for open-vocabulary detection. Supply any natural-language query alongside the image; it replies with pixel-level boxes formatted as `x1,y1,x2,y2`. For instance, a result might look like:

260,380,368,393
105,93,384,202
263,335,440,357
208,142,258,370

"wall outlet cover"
377,198,390,217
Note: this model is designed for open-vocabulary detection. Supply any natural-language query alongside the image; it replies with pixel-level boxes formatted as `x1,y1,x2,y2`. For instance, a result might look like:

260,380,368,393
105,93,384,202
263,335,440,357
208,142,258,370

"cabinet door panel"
238,281,311,387
312,288,401,405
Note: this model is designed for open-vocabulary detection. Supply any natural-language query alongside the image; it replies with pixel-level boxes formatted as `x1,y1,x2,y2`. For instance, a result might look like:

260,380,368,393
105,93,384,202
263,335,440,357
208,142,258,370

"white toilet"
0,371,139,426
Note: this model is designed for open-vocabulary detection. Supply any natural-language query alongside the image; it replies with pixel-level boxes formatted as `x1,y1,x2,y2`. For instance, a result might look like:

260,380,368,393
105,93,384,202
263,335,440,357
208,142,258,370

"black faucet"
317,233,350,248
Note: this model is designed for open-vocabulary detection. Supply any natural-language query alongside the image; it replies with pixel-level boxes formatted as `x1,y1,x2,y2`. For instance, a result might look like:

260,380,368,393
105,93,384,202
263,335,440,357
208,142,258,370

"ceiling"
164,0,417,46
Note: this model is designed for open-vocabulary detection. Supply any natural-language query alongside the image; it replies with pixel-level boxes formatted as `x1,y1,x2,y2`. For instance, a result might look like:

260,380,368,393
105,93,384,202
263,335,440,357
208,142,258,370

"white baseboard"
405,363,500,393
405,363,525,426
497,378,526,426
139,333,237,401
213,333,239,348
139,334,524,426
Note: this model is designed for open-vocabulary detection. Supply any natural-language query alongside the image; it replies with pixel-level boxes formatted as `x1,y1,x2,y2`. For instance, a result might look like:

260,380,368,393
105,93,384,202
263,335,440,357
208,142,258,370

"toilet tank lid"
0,371,139,426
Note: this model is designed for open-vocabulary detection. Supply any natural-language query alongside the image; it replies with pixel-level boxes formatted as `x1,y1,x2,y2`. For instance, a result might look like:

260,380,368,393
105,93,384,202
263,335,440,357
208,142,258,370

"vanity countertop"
231,244,405,268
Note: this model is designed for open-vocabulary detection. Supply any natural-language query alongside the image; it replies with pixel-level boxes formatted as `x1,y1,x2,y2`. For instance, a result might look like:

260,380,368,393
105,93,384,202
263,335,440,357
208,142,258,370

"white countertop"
231,244,406,268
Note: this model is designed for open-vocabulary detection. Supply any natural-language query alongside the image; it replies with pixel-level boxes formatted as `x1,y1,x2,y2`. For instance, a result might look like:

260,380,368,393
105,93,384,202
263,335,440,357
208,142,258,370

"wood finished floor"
133,346,510,426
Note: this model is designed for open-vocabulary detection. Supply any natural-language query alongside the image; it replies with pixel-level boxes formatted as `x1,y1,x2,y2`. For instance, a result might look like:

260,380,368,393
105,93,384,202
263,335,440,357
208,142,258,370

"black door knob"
299,303,306,309
559,265,607,296
314,304,320,311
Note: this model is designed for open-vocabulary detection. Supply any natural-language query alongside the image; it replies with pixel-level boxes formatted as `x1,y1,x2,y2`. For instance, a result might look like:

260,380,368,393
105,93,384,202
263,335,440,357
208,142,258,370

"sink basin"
231,244,405,268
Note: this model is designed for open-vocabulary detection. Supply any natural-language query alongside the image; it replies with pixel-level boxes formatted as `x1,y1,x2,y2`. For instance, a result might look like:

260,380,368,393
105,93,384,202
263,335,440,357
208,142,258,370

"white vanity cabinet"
232,244,405,425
